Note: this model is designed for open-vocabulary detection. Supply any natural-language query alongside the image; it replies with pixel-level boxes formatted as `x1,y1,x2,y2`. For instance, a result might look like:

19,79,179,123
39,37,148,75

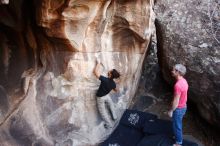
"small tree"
206,0,220,44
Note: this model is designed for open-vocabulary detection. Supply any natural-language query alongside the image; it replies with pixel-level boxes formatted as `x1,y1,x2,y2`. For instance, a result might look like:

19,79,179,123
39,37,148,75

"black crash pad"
143,119,174,136
101,124,144,146
137,135,198,146
120,109,158,130
101,110,199,146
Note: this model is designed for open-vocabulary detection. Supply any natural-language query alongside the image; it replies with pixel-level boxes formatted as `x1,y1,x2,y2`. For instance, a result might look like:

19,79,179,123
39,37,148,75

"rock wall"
0,0,9,4
0,0,155,145
154,0,220,127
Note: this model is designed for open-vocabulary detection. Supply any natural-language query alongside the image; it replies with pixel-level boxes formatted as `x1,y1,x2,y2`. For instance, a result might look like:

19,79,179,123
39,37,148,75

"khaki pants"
97,95,117,127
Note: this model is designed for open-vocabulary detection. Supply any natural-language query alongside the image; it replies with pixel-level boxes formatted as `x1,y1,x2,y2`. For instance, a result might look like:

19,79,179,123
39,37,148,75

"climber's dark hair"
110,69,120,79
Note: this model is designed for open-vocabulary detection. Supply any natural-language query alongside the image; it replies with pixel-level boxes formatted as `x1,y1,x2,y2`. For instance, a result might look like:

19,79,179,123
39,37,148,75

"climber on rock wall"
94,58,121,129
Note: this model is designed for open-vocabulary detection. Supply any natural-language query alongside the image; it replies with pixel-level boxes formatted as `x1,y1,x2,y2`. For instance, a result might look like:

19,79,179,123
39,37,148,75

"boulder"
154,0,220,127
0,0,155,145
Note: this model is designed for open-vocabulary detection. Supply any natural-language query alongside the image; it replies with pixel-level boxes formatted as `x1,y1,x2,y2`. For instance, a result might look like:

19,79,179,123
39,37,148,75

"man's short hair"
111,69,120,79
174,64,186,76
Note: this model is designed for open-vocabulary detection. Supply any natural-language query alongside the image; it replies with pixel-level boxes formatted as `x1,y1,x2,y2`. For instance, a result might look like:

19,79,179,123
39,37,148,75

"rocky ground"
130,74,220,146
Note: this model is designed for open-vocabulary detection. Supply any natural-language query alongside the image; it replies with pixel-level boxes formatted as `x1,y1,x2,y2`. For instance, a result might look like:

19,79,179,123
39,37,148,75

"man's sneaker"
173,144,182,146
112,113,117,120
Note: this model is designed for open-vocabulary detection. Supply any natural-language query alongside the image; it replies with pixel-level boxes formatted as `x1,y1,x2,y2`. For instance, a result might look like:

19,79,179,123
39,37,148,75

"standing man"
168,64,188,146
94,60,120,128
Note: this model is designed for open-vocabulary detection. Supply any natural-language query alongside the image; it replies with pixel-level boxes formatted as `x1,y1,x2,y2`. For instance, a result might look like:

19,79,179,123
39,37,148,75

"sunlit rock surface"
0,0,9,4
0,0,155,145
154,0,220,127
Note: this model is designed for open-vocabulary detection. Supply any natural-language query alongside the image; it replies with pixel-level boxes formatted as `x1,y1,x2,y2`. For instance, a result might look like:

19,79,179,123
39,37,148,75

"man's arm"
94,62,101,79
168,94,180,117
171,94,180,111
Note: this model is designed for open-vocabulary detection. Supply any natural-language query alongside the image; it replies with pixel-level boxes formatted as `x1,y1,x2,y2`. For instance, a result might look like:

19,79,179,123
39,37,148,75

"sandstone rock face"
154,0,220,127
0,0,9,5
0,0,155,145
